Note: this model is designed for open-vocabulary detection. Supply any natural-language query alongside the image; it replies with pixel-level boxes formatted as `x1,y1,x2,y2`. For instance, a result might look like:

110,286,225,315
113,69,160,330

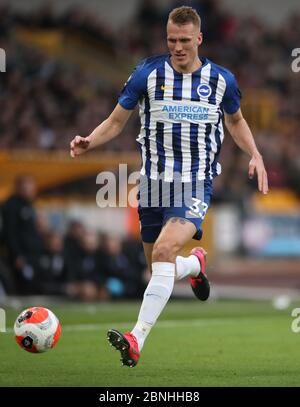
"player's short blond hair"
168,6,201,31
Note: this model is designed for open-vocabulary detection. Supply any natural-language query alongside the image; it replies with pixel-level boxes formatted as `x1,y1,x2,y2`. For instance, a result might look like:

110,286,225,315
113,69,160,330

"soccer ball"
14,307,61,353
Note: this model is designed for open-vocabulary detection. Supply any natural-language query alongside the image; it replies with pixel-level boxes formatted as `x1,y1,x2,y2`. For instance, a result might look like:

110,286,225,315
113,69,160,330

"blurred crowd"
0,0,300,201
0,1,299,297
0,175,148,298
0,1,300,200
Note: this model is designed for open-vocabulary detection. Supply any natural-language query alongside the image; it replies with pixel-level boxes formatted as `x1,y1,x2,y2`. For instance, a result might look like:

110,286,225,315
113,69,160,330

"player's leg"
141,236,202,281
107,219,197,367
129,218,197,356
152,217,196,262
107,206,161,367
143,233,205,286
142,242,154,274
141,240,203,281
175,248,206,280
107,179,211,366
176,247,210,301
172,178,212,299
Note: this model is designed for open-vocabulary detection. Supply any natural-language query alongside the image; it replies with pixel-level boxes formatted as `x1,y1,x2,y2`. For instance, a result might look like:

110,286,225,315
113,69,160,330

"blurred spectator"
37,230,67,295
134,0,165,54
104,235,145,298
65,229,109,302
64,219,86,261
1,174,45,294
123,237,148,292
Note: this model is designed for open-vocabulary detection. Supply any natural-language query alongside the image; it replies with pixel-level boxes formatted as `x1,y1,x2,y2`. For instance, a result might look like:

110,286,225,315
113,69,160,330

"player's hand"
248,154,269,194
70,135,90,158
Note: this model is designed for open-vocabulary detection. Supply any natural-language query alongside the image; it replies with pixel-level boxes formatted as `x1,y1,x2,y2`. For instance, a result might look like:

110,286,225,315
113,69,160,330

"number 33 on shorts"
188,198,209,219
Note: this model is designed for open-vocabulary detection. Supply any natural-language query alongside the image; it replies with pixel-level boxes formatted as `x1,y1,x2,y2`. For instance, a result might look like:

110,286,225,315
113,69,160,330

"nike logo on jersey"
160,85,173,91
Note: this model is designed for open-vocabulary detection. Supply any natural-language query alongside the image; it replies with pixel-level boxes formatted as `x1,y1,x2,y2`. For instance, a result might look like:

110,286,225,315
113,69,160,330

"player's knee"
152,240,180,263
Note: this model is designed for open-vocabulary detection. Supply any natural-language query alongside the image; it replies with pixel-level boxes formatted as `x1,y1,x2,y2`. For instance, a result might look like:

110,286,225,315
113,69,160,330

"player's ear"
197,32,203,46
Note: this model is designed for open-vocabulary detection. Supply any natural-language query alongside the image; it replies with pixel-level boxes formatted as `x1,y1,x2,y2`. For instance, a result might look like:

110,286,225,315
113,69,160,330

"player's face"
167,21,202,72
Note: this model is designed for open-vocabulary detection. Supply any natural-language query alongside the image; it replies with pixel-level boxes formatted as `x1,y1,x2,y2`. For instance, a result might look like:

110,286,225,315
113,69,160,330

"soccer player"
70,6,268,367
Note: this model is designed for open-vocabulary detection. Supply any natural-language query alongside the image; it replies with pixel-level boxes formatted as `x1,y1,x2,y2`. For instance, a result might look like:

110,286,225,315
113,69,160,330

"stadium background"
0,0,300,387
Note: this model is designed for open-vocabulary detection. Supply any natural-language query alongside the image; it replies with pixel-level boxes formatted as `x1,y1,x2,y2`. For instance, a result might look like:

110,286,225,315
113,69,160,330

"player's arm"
224,108,269,194
70,103,133,158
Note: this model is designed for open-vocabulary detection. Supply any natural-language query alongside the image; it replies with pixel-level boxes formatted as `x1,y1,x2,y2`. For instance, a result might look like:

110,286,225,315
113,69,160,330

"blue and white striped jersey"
119,54,241,182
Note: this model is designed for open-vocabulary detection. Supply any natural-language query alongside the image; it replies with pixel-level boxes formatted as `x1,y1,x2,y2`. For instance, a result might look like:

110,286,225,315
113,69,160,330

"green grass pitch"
1,299,300,387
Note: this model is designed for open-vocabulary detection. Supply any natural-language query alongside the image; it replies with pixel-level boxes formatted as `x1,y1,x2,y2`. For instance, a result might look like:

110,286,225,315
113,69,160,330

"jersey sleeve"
118,60,148,110
221,72,242,115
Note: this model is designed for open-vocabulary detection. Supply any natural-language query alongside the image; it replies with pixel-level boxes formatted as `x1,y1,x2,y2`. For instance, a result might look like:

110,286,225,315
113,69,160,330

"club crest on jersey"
197,84,212,98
